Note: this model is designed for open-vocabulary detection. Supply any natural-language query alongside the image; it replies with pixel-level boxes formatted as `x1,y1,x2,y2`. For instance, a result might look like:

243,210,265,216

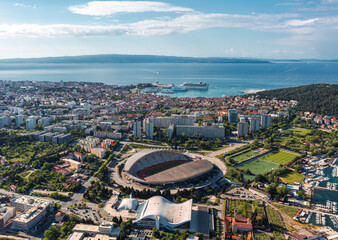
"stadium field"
231,150,260,163
261,150,299,165
238,158,279,176
137,160,186,179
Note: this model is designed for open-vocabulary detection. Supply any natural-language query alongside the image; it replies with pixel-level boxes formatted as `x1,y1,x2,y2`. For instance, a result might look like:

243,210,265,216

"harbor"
141,81,209,94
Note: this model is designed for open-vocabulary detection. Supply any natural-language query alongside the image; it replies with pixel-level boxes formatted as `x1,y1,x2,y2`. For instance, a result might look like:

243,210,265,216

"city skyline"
1,0,338,59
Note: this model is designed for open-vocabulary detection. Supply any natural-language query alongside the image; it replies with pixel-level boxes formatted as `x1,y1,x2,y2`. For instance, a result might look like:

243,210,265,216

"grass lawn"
238,158,279,176
254,233,271,240
144,161,183,176
211,145,230,151
261,150,300,165
272,203,300,218
231,150,260,163
289,127,312,136
279,169,305,184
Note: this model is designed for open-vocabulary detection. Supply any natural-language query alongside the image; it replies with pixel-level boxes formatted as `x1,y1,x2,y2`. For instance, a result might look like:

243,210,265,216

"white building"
228,109,238,123
261,115,272,128
0,206,15,226
26,117,36,130
175,125,225,139
249,116,260,132
15,115,24,126
237,122,249,137
40,117,51,126
133,120,142,139
0,115,10,128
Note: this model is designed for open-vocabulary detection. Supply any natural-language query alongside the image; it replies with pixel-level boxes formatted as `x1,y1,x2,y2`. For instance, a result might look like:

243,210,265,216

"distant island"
0,54,270,64
250,84,338,117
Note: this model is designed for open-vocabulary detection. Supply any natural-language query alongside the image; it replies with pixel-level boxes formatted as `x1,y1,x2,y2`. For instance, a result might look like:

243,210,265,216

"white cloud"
68,1,193,16
14,2,36,8
322,0,338,4
286,18,320,26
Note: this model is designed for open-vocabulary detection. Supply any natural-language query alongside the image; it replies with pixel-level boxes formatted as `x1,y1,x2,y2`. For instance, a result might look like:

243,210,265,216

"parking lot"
68,207,110,223
224,187,256,200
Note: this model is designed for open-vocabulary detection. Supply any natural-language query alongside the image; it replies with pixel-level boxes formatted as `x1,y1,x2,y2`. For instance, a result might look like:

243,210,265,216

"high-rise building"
0,115,10,128
15,115,24,126
41,117,51,126
133,120,142,139
228,109,238,123
249,116,260,132
143,118,154,138
26,117,36,130
261,115,272,128
237,122,249,137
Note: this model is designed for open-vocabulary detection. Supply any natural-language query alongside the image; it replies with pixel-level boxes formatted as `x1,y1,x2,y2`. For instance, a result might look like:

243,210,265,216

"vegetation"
252,84,338,117
83,181,112,203
279,169,305,184
266,206,286,240
254,233,271,240
272,203,300,218
43,221,76,240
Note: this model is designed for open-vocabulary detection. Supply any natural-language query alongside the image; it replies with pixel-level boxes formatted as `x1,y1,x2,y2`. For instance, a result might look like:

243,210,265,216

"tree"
152,227,160,238
43,226,61,240
276,186,288,197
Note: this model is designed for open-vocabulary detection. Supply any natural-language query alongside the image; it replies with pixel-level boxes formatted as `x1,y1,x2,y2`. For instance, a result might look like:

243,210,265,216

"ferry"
172,85,187,91
181,82,209,90
160,88,174,93
153,82,174,89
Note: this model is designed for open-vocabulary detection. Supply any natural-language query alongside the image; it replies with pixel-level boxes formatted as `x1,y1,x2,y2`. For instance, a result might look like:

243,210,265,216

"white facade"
0,206,15,226
26,117,36,130
176,125,225,139
15,115,24,126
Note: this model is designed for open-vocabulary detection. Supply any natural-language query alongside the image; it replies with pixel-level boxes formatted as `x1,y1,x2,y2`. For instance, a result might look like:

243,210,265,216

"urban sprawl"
0,80,337,240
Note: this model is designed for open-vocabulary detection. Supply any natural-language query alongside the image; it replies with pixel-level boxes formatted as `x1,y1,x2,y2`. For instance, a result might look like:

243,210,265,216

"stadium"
123,149,216,186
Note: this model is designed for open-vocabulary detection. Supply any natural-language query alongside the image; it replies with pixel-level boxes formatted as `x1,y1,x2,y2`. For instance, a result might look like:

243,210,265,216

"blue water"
0,62,337,97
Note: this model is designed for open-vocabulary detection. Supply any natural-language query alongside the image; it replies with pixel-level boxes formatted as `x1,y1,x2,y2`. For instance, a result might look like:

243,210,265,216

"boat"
160,89,174,93
181,82,209,90
153,82,174,88
172,85,187,91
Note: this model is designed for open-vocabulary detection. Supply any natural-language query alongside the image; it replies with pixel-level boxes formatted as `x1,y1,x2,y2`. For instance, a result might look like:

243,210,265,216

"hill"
251,84,338,117
0,54,270,64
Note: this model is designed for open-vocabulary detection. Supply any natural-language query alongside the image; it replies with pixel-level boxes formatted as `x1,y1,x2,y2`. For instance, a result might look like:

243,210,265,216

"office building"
237,122,249,137
133,120,142,139
261,115,272,128
228,109,238,123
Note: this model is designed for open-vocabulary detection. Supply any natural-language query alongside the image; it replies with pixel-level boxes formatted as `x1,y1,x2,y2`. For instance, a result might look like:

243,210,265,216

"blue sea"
0,62,337,97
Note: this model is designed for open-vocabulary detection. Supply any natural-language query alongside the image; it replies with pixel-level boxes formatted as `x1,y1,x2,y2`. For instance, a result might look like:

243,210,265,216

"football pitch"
231,150,260,163
261,150,299,165
144,161,184,176
238,158,279,176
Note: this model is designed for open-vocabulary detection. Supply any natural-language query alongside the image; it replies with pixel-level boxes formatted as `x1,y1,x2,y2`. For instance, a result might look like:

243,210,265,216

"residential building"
175,125,225,139
133,120,142,139
26,117,36,130
91,148,106,158
15,115,24,126
143,118,154,138
237,122,249,137
228,109,238,123
261,114,272,128
249,116,260,132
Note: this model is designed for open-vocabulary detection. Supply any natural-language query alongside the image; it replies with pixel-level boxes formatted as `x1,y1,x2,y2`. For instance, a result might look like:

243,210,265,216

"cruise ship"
181,82,209,90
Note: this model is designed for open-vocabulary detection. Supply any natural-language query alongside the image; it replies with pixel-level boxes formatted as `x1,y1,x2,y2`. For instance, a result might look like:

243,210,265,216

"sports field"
238,158,279,176
279,169,305,184
231,150,260,163
261,150,299,165
137,160,186,179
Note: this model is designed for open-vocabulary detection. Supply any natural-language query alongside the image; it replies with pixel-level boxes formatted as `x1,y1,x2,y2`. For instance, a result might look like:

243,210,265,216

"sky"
1,0,338,59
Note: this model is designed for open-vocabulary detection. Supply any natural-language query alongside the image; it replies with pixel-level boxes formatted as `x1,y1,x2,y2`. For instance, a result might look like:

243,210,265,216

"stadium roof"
144,160,213,184
118,198,139,211
135,196,192,229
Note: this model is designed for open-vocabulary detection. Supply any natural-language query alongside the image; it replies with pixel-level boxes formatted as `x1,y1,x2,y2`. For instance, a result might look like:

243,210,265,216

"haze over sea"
0,62,337,97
